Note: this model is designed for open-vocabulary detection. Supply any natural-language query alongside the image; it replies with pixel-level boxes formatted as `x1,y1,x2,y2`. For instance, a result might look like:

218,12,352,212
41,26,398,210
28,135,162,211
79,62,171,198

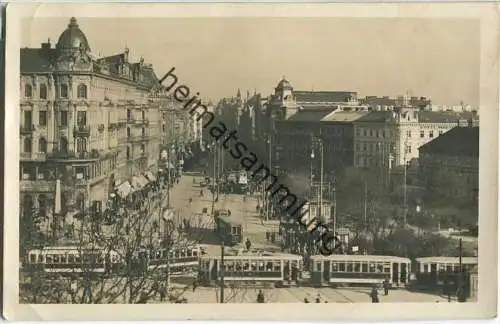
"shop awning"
131,176,144,190
139,175,149,187
116,181,132,198
145,171,157,182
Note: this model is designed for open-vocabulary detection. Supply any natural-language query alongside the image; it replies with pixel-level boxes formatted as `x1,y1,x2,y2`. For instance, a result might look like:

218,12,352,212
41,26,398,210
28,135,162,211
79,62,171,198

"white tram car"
198,253,303,287
25,246,120,275
135,245,201,274
309,254,412,288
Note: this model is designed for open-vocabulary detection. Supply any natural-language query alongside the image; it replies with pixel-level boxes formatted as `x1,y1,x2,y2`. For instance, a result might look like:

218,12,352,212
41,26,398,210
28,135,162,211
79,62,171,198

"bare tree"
20,185,214,304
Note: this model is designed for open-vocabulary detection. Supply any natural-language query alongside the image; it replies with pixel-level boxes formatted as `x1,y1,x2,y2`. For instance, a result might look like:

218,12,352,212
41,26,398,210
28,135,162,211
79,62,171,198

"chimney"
41,38,51,49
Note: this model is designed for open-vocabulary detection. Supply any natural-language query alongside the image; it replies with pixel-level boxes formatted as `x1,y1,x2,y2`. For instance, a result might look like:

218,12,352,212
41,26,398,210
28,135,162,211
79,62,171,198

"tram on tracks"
309,254,412,288
25,246,119,275
198,253,303,287
414,256,477,291
136,245,201,274
216,215,243,245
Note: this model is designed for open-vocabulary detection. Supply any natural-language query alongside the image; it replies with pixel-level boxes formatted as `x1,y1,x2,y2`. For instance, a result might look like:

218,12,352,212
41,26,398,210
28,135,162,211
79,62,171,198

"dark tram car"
414,256,477,293
216,215,243,245
310,254,411,288
198,253,303,287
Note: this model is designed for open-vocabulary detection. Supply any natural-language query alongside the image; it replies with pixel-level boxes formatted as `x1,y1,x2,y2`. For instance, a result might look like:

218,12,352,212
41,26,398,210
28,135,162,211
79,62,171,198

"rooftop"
287,108,336,122
294,91,356,104
321,111,370,123
419,125,479,158
418,111,477,123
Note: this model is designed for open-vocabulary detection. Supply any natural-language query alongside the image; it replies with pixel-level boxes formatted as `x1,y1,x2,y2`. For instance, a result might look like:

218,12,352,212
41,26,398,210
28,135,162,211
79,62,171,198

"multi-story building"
353,98,479,169
419,124,479,204
20,17,161,237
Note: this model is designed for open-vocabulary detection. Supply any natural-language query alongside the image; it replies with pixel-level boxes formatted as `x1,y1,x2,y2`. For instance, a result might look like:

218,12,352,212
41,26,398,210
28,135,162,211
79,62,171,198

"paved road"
148,284,455,304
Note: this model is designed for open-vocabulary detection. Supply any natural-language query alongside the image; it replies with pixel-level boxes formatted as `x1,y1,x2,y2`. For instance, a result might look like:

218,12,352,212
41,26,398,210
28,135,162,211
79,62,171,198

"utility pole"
332,179,337,236
211,143,217,216
363,181,368,227
220,242,225,303
267,136,272,221
457,238,467,302
319,138,324,224
403,143,408,226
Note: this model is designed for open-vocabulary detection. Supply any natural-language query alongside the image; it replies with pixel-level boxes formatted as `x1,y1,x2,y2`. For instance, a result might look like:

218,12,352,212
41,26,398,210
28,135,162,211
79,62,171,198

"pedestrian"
257,290,265,303
192,279,198,292
159,283,166,302
315,294,321,303
245,238,252,251
383,278,390,296
304,297,309,303
152,280,159,298
266,232,270,242
370,286,379,303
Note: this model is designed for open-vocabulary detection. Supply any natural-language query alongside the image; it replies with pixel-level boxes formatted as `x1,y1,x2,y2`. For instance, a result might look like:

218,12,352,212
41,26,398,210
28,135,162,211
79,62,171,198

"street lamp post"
267,136,272,221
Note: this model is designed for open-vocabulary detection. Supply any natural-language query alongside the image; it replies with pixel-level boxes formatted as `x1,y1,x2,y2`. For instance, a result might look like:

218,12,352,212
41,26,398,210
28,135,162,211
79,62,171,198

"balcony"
20,152,46,161
20,124,35,135
73,125,91,137
127,134,149,143
47,150,100,162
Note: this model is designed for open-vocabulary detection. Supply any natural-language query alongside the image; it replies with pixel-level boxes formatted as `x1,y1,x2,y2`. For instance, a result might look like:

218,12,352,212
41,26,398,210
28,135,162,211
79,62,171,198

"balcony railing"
127,134,149,143
47,149,100,161
20,124,35,135
73,125,91,137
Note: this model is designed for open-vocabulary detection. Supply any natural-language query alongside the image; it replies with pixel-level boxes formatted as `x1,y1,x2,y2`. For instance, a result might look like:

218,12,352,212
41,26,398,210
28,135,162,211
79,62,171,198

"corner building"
20,18,161,235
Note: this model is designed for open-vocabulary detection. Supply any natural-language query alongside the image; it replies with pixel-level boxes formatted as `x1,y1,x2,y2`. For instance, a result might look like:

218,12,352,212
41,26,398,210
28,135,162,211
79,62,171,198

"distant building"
353,97,479,169
418,125,479,203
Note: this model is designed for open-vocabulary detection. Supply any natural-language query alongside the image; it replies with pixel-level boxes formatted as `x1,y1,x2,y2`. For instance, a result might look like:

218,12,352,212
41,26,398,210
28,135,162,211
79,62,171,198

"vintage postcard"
3,2,498,321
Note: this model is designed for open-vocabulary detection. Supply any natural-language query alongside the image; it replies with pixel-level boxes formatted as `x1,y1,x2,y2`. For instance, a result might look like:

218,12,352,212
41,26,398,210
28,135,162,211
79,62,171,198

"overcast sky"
22,17,479,106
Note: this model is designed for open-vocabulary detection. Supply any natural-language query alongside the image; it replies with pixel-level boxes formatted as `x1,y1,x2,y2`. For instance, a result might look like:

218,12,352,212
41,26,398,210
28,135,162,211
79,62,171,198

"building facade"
20,17,162,238
418,125,479,203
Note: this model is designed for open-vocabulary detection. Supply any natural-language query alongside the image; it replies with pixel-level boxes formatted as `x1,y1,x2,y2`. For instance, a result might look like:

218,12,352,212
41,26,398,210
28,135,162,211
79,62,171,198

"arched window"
22,195,33,219
77,84,87,99
60,136,68,153
38,195,47,219
76,138,87,153
60,84,68,98
140,144,145,154
23,137,32,153
25,84,33,98
39,84,47,99
38,137,47,153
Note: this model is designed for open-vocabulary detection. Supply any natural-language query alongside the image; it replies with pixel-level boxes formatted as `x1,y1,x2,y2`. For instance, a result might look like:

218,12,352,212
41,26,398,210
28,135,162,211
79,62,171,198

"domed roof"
276,77,293,90
56,17,91,52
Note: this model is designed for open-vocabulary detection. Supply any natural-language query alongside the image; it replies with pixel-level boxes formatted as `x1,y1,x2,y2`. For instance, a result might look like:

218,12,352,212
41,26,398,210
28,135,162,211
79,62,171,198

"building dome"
56,17,91,52
276,77,293,90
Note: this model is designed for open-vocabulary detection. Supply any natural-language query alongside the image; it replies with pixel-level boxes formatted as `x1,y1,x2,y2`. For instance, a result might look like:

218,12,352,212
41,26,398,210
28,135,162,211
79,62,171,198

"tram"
198,253,303,287
309,254,412,288
137,245,201,274
414,256,477,291
216,215,243,245
25,246,120,275
236,171,248,194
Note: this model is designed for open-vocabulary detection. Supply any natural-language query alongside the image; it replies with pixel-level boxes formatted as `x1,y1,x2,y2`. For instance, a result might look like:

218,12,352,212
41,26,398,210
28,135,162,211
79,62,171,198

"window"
60,111,68,127
429,130,434,138
76,138,87,153
127,127,131,137
126,146,131,159
142,128,146,137
38,111,47,127
127,109,132,121
60,136,68,153
142,111,146,120
60,84,68,98
77,111,87,126
38,137,47,153
356,143,360,152
363,129,368,137
407,130,412,138
420,130,425,138
24,111,32,127
38,84,48,99
25,84,33,98
23,137,32,153
77,84,87,99
363,143,367,151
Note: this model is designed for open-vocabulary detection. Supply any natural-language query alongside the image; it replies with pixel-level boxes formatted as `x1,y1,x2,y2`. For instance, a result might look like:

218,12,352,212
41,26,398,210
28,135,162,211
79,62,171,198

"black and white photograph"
3,2,497,321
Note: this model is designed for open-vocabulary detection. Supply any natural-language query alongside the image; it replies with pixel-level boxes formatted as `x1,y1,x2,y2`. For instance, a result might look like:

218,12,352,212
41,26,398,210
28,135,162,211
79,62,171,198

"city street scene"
18,16,479,305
